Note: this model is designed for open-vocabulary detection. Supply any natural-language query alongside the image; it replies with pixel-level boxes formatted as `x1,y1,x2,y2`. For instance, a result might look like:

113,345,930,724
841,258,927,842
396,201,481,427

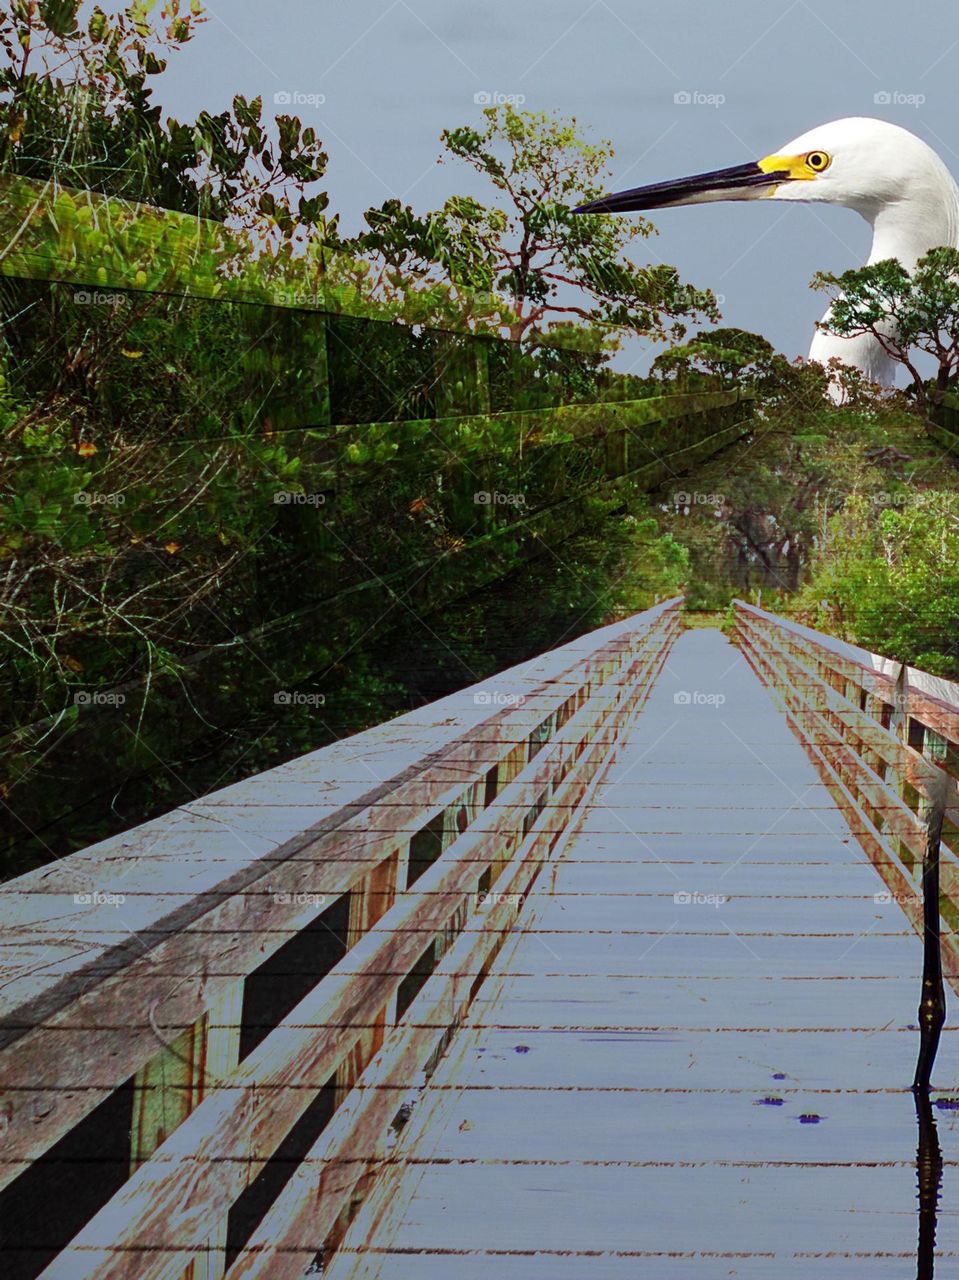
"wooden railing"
0,598,681,1279
735,601,959,973
930,391,959,457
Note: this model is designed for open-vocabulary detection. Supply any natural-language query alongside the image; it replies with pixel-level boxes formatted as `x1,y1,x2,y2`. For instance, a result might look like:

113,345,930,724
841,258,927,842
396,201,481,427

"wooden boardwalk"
329,628,958,1277
5,603,959,1279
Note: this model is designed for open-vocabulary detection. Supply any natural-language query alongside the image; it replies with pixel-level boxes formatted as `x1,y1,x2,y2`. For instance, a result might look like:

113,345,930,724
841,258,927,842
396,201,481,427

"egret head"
574,118,950,219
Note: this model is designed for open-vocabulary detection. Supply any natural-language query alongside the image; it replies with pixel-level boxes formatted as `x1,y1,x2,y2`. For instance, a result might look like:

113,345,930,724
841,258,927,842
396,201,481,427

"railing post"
888,665,924,874
861,689,885,774
130,980,244,1280
335,853,401,1102
437,779,486,954
328,851,402,1245
435,333,489,416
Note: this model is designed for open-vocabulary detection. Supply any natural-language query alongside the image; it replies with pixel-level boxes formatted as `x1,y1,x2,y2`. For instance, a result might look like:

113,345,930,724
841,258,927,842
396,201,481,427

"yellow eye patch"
758,151,832,183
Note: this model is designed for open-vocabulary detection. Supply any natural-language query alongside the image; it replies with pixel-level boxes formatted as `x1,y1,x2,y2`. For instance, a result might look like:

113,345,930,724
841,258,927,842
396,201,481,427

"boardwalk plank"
329,629,957,1277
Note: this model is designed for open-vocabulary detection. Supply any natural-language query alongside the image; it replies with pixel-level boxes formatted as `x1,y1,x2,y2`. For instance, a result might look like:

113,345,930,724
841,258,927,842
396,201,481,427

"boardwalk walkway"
329,628,956,1277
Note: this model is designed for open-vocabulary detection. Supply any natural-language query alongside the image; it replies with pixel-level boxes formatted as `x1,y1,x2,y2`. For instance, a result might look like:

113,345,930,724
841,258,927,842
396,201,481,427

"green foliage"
433,497,688,679
0,6,723,873
652,327,776,388
651,359,950,606
0,2,331,232
813,247,959,419
351,105,717,346
794,492,959,676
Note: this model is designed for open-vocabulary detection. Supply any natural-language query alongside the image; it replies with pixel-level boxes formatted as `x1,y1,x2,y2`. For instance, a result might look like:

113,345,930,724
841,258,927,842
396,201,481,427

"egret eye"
806,151,830,172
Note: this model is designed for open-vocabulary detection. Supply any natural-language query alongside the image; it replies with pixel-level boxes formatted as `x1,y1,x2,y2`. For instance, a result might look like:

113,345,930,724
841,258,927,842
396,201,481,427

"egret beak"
574,159,794,213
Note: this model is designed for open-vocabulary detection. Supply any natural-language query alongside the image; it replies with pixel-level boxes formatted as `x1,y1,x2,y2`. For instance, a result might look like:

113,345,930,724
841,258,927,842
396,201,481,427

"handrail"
736,601,959,734
0,172,587,347
0,598,682,1278
162,386,754,449
734,600,959,972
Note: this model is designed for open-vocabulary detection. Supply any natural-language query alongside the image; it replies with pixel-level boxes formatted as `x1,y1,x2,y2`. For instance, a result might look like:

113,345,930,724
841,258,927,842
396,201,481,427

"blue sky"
149,0,959,372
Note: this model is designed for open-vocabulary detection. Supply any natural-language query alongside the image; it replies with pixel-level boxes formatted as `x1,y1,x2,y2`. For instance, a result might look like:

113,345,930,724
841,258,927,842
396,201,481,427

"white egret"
576,117,959,387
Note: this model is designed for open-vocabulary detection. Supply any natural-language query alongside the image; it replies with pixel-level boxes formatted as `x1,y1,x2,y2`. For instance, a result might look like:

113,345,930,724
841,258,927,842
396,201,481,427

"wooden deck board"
328,628,957,1276
320,1256,941,1279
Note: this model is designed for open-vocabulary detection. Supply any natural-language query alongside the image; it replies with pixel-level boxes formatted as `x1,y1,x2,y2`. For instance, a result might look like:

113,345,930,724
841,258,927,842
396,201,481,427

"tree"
654,354,933,605
0,1,338,744
350,105,717,344
0,1,332,237
651,327,776,388
813,247,959,422
794,492,959,677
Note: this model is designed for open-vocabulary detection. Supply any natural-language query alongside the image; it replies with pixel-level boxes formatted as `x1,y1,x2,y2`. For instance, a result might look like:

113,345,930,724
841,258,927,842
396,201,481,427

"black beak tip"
572,199,608,215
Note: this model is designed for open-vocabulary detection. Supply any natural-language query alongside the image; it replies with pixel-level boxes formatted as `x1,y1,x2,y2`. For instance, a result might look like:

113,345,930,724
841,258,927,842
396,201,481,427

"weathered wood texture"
0,599,680,1278
0,599,678,1173
325,628,957,1278
8,603,959,1277
735,601,959,985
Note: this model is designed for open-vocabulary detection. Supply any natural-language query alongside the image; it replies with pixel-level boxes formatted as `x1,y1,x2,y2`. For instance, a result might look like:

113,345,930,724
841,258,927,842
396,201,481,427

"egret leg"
914,1087,942,1280
913,775,948,1094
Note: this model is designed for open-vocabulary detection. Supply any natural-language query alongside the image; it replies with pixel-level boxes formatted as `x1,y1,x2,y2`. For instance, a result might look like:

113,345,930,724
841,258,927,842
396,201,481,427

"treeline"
0,4,722,872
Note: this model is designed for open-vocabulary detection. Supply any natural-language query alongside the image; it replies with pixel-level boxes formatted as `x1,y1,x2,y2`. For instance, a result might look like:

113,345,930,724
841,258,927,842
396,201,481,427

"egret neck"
865,162,959,272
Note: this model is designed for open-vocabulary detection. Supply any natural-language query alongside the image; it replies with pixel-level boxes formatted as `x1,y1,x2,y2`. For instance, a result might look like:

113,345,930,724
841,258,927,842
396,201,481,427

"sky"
137,0,959,374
